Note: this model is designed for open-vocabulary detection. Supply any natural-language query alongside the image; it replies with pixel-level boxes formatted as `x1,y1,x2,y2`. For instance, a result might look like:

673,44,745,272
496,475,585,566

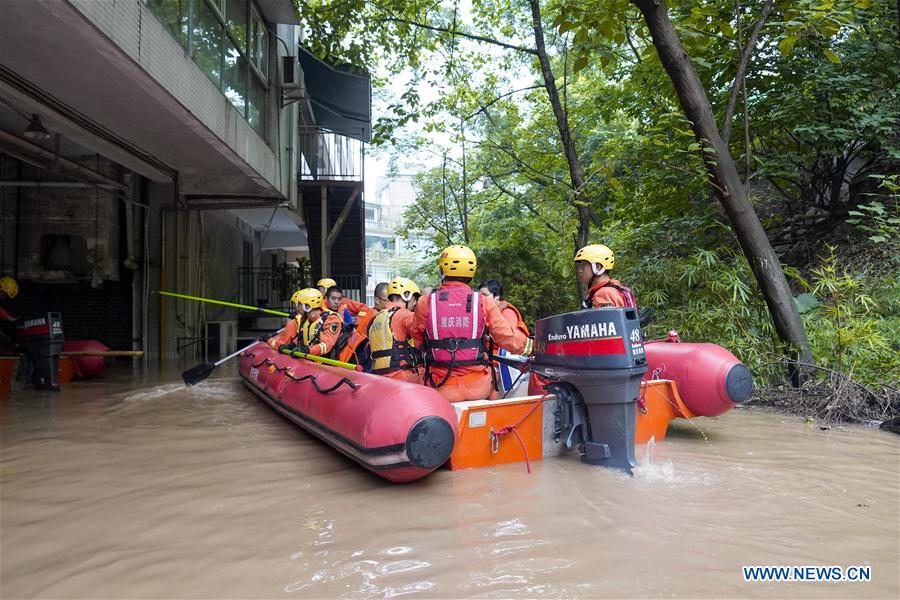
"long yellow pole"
158,291,290,317
280,348,357,370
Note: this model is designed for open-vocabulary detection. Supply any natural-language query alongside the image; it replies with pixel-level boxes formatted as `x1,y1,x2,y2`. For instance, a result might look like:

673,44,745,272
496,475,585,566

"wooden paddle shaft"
60,350,145,357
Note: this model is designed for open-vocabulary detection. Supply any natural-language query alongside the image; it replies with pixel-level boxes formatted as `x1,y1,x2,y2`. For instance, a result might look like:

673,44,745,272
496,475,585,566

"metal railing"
299,128,364,181
238,267,286,311
238,268,364,307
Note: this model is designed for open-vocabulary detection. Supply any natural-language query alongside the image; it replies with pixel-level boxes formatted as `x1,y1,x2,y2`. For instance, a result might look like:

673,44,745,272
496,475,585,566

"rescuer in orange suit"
575,244,637,309
338,282,389,365
318,278,369,318
268,288,343,357
267,289,304,349
369,277,421,383
411,245,533,403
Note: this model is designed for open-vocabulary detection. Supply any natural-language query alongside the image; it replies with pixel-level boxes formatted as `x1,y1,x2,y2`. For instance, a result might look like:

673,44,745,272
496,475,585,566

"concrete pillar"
320,185,329,276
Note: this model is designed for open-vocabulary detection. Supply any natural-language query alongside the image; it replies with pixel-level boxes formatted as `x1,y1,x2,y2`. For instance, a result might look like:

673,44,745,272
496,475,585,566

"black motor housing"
533,308,647,472
16,312,64,391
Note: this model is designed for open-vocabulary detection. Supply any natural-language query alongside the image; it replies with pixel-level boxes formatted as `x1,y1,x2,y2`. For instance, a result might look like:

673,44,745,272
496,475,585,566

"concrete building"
364,172,430,304
0,0,369,360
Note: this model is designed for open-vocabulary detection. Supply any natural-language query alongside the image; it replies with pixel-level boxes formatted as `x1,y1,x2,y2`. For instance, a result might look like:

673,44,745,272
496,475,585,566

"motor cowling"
15,312,64,391
532,307,647,472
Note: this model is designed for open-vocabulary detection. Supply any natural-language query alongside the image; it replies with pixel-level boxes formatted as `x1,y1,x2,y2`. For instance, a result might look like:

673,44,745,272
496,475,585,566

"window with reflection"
145,0,269,139
193,0,223,89
145,0,190,48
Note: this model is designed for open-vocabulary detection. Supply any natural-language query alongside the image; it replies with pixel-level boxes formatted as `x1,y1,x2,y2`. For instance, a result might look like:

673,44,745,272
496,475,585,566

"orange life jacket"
497,300,529,337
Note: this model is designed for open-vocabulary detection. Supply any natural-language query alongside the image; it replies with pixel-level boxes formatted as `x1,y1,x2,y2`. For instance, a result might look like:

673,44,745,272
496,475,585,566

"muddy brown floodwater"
1,364,898,599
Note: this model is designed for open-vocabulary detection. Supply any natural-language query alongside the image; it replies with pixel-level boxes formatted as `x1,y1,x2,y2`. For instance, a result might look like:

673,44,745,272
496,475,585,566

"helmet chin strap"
591,264,607,277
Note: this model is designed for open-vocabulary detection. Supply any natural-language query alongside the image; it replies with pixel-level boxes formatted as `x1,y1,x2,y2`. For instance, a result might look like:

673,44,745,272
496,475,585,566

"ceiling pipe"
0,180,119,189
0,129,128,192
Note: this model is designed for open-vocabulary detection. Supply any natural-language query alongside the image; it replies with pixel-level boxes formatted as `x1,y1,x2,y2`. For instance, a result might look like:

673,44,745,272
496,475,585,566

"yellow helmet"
575,244,615,272
388,277,420,301
317,277,337,290
294,288,323,312
0,277,18,299
438,245,477,278
290,289,305,305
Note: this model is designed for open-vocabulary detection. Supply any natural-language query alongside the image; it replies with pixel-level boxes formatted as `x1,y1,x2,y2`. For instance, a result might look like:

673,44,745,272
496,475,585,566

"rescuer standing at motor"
0,277,18,348
575,244,638,309
412,245,533,402
369,277,421,383
268,288,343,357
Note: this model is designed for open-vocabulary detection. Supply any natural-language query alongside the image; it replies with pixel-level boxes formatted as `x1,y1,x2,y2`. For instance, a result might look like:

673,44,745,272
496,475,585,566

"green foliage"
306,0,899,407
847,175,900,245
621,239,898,389
797,246,899,385
273,257,313,302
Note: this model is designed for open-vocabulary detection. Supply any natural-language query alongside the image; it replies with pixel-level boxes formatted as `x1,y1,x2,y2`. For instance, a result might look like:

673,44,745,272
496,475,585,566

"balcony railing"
238,268,364,310
299,128,363,181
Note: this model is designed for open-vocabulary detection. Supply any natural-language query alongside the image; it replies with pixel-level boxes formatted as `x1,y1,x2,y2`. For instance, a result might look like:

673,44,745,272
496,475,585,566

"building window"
145,0,190,48
223,38,247,115
193,0,223,89
146,0,268,138
250,9,268,75
225,0,248,41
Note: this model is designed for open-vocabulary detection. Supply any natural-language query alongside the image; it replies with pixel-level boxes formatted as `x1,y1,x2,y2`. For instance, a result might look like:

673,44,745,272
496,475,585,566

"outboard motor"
533,307,647,472
16,312,64,391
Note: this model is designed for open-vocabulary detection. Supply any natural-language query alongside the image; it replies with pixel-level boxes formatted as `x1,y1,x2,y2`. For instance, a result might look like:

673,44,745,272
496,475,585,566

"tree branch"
377,16,538,55
487,174,560,233
721,0,774,141
464,84,546,121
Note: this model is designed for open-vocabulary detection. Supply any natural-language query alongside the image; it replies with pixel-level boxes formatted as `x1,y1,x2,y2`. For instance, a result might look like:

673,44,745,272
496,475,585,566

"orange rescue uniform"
266,310,342,356
338,308,378,364
300,311,343,356
586,278,628,308
339,298,369,316
267,317,298,349
497,300,529,336
412,281,533,402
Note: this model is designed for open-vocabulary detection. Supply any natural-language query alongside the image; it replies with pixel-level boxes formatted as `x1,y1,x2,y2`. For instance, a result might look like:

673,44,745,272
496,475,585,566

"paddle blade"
182,362,216,386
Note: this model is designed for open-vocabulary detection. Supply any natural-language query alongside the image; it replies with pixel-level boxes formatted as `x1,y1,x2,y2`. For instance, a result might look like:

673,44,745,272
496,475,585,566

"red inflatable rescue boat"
62,340,109,379
643,340,753,417
239,343,458,483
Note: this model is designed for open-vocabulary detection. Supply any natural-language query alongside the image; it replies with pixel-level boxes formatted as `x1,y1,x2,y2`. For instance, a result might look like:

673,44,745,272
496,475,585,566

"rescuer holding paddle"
268,288,343,357
369,277,421,382
575,244,638,309
412,245,533,402
267,289,306,350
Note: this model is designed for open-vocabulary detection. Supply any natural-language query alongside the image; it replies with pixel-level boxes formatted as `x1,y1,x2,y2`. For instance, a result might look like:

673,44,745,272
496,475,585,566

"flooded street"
2,366,898,599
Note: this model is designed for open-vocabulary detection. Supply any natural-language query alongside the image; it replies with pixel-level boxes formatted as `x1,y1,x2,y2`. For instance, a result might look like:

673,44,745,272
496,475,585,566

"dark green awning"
298,47,371,143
